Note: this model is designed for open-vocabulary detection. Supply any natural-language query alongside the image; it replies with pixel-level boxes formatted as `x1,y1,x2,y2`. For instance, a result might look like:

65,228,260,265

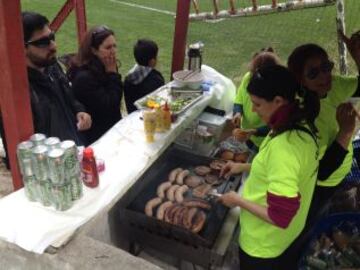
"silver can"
60,140,80,178
51,183,73,211
47,148,66,185
69,175,83,200
30,133,46,146
31,145,49,182
44,137,60,150
16,141,34,176
38,180,52,206
22,175,38,202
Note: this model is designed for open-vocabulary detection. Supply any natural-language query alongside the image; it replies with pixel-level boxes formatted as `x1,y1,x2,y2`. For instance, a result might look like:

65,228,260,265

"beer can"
22,175,38,202
60,140,80,178
47,148,66,185
51,183,73,211
31,145,49,182
30,133,46,146
44,137,60,150
38,180,52,206
16,141,34,176
69,175,83,200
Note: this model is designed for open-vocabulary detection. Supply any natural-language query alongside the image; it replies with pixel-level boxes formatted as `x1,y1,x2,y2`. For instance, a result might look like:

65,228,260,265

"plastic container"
82,147,99,188
162,102,172,131
197,112,226,144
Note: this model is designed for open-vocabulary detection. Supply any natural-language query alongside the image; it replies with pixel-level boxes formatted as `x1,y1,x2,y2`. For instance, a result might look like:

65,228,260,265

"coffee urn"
188,42,204,71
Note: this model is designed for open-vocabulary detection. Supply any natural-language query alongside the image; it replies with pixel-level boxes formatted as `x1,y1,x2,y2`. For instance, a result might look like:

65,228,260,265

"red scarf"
268,103,297,130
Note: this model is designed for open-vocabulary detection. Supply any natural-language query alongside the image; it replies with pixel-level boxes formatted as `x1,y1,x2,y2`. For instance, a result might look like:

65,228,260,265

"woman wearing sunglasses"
68,25,122,145
219,65,320,270
287,34,360,221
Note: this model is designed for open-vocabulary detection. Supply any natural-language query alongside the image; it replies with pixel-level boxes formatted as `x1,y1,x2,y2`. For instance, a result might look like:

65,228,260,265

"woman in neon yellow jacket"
287,32,360,220
220,65,320,270
232,48,281,150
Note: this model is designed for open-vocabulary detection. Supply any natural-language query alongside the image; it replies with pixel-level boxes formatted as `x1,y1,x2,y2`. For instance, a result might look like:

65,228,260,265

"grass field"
21,0,360,86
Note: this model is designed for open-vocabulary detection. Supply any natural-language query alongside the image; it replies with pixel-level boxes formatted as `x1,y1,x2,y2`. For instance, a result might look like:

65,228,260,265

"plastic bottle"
162,102,172,130
82,147,99,188
155,105,164,133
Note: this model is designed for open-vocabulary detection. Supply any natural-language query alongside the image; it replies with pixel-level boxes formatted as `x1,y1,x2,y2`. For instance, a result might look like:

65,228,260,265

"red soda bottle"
82,147,99,188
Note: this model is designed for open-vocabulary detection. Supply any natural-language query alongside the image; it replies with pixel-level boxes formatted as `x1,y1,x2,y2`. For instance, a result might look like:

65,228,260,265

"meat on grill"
176,169,190,185
185,175,204,188
144,197,163,217
205,174,221,185
166,184,181,201
209,160,226,171
182,198,211,210
175,185,189,203
156,201,173,220
157,181,172,198
191,210,207,233
194,166,211,176
169,168,183,183
192,183,212,199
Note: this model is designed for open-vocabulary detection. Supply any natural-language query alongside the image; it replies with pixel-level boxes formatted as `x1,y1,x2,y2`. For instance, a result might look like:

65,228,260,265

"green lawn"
21,0,360,86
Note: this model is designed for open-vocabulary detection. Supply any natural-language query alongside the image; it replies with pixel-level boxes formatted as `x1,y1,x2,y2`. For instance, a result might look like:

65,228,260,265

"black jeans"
239,246,300,270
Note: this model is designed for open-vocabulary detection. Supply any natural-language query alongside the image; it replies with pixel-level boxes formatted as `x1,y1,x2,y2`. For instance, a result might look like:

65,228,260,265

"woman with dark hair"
232,47,281,150
287,35,360,219
69,25,122,145
219,65,320,270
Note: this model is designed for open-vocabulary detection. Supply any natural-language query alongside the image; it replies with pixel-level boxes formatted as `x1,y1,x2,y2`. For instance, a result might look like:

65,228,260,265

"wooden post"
171,0,191,78
336,0,348,75
74,0,87,45
50,0,74,32
0,0,34,190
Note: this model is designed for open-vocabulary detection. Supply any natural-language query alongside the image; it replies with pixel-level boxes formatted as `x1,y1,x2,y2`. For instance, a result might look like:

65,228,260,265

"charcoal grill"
114,146,242,269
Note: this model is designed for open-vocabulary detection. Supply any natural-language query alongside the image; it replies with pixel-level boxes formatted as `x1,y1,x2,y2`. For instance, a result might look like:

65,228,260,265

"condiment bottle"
162,102,172,131
82,147,99,188
155,105,164,133
143,109,157,143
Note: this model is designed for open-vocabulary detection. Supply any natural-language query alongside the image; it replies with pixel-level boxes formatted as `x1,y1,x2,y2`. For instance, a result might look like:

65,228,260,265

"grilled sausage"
205,174,220,185
175,185,189,203
173,206,187,226
166,184,180,201
157,181,172,198
176,169,190,185
169,168,183,183
144,197,163,217
156,201,173,220
164,204,181,223
192,183,212,199
182,199,211,210
183,207,198,229
191,210,207,233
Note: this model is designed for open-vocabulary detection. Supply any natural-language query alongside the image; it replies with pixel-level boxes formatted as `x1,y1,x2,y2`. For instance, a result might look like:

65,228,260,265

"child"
124,39,165,113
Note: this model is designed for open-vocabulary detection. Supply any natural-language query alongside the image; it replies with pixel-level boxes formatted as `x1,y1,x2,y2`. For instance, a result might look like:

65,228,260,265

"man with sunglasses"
21,11,92,145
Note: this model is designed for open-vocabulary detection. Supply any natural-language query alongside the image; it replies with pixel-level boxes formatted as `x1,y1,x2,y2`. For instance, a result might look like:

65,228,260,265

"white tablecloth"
0,65,235,254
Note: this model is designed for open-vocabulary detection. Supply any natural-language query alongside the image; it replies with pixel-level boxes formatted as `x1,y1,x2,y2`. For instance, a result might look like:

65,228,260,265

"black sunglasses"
26,32,55,48
305,60,334,80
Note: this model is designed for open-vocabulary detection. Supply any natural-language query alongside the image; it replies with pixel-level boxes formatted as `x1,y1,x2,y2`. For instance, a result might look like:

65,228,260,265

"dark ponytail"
248,65,319,136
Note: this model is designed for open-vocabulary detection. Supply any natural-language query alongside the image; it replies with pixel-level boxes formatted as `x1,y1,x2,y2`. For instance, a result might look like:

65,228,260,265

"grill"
114,146,242,268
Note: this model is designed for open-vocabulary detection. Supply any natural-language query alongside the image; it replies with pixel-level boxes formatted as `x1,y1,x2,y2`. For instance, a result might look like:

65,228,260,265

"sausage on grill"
176,169,190,185
156,201,173,220
194,166,211,176
157,181,172,198
182,198,211,210
169,168,183,183
144,197,163,217
175,185,189,203
166,184,180,201
184,175,203,188
191,210,207,233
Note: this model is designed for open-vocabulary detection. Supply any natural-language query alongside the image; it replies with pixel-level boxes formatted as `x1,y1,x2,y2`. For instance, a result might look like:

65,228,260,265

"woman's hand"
231,113,242,127
339,29,360,70
232,128,256,142
102,54,118,73
220,161,250,179
218,191,241,208
336,103,357,149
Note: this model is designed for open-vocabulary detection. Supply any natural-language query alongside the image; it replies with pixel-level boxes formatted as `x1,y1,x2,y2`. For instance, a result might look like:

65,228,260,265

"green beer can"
47,149,66,185
44,137,60,150
51,183,73,211
60,140,80,178
16,141,34,176
31,145,49,182
30,133,46,146
69,175,83,200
